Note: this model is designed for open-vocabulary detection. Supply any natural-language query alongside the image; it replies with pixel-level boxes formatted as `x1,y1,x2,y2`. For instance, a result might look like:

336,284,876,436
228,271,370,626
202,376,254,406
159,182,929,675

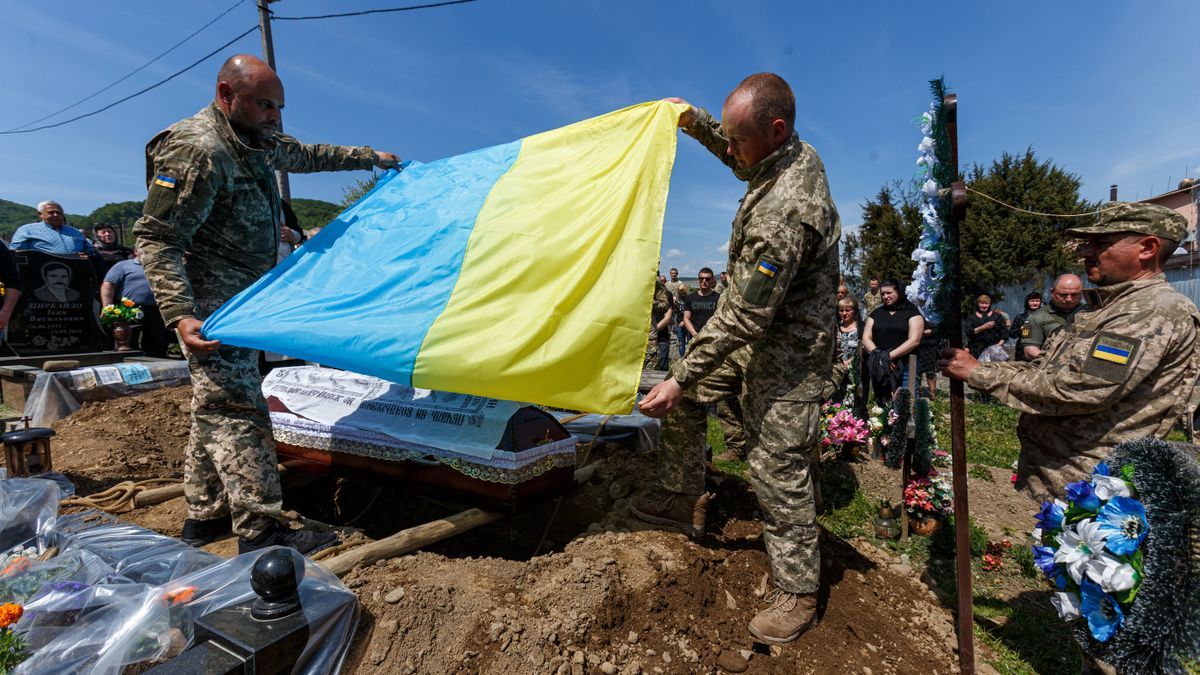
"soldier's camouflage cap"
1065,201,1187,242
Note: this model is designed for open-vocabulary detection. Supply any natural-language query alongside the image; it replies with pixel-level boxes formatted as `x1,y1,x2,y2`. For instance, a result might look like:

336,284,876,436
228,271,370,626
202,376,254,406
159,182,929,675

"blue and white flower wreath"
1034,462,1146,643
1032,437,1200,673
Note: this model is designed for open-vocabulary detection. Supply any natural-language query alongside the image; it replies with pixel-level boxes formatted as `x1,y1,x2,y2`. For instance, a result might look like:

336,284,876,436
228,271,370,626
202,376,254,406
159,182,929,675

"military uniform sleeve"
271,133,377,174
670,207,809,390
968,310,1191,416
681,108,737,171
132,140,220,327
1023,313,1047,348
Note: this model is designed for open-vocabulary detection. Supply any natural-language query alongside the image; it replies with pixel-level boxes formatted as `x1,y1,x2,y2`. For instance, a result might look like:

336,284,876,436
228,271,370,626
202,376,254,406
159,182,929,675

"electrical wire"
2,0,247,133
0,25,258,136
270,0,479,21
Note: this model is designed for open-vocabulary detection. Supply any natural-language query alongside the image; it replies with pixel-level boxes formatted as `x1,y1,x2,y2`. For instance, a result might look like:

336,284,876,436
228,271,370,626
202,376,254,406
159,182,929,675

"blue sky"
2,1,1198,276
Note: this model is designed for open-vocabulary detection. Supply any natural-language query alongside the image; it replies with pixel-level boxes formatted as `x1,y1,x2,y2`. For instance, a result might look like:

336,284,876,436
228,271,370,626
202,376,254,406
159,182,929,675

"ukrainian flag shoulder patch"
153,175,177,189
1091,333,1136,365
756,260,778,278
1083,331,1140,383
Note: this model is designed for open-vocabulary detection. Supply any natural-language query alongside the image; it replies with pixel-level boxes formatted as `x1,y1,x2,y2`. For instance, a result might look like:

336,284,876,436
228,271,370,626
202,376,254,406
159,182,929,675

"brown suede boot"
630,490,711,538
748,589,818,644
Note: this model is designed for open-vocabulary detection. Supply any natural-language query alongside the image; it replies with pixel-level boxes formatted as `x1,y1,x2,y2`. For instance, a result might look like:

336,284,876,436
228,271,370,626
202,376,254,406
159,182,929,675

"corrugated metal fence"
971,264,1200,322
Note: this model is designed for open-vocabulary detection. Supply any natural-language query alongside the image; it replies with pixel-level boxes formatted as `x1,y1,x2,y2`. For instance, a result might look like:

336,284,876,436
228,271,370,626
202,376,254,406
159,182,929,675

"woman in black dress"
861,280,925,403
965,294,1005,358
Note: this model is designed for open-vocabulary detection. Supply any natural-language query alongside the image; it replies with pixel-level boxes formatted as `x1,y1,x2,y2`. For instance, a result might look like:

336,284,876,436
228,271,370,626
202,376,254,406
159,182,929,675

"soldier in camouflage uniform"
633,73,840,644
134,54,399,555
941,202,1200,501
1018,273,1082,360
644,273,673,370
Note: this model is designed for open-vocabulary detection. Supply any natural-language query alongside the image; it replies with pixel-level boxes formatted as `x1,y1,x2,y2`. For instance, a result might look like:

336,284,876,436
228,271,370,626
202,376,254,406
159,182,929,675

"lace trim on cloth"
270,412,576,485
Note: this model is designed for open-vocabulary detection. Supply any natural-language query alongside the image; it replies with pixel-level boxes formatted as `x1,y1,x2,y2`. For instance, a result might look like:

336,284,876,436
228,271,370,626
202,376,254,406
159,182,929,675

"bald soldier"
940,202,1200,501
633,73,840,644
1020,273,1083,360
134,55,400,555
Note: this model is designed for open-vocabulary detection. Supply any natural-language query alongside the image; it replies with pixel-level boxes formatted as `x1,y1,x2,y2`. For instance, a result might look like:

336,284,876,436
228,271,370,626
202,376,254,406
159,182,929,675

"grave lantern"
2,419,55,477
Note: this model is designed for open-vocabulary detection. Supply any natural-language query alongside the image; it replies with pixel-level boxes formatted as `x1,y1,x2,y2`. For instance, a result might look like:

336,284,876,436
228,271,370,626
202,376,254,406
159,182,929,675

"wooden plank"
318,508,504,576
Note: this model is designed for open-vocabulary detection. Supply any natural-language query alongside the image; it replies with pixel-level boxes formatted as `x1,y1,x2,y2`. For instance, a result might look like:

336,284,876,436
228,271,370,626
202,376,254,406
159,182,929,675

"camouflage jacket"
133,102,377,326
651,276,672,329
670,108,841,403
969,275,1200,499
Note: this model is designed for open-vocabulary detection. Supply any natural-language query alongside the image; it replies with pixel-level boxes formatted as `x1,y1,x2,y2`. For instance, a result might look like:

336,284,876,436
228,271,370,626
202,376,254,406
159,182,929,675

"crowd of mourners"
649,270,1070,410
829,275,1086,411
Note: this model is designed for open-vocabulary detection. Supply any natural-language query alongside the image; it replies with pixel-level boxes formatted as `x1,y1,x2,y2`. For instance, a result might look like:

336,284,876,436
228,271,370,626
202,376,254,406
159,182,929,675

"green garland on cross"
928,77,960,343
912,397,934,477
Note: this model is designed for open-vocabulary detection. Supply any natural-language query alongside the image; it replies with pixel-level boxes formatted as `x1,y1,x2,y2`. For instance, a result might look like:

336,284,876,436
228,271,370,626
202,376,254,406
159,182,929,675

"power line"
0,26,258,136
3,0,247,134
271,0,479,21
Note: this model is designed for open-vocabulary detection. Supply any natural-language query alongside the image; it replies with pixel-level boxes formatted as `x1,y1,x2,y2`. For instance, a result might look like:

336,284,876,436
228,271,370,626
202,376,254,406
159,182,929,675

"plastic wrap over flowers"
907,104,945,324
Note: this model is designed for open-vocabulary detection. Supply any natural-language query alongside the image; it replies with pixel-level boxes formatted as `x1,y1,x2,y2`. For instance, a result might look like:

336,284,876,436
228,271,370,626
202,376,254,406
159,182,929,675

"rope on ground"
60,478,182,513
532,414,613,557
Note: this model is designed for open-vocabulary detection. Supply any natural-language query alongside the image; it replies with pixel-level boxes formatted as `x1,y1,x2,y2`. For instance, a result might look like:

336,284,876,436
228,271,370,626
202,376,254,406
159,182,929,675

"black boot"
237,523,338,556
181,514,233,547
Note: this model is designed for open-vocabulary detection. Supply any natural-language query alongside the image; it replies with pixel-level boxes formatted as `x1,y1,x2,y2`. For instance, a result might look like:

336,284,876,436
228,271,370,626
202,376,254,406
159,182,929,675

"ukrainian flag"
203,101,686,414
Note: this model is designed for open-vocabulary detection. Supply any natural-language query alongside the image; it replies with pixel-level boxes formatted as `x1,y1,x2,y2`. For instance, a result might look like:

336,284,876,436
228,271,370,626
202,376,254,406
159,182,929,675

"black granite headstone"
8,250,106,355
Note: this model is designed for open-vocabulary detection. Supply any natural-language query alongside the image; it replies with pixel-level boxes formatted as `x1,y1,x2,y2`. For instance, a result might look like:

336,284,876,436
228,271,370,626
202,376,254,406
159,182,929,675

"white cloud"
717,240,729,253
666,248,683,259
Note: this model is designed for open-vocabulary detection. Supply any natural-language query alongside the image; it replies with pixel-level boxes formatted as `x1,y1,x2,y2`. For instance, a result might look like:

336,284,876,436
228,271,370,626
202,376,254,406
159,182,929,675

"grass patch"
930,394,1021,469
968,465,995,482
976,624,1037,675
987,598,1081,674
1010,545,1038,579
706,415,748,479
816,487,875,540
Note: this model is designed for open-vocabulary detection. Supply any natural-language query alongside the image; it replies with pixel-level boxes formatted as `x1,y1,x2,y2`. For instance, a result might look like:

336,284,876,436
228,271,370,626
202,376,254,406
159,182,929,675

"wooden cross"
944,92,976,675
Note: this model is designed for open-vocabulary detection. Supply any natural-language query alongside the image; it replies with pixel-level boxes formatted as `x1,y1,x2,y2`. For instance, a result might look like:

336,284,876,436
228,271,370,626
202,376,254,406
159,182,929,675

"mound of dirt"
49,388,976,673
51,385,191,493
344,527,962,674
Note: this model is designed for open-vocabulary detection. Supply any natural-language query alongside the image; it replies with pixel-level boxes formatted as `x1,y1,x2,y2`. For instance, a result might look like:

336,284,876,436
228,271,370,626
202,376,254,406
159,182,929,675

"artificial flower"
1085,552,1138,593
1032,545,1058,576
1096,496,1148,556
1065,480,1101,512
1080,578,1124,642
1050,591,1081,620
1091,463,1132,501
1035,499,1066,533
1054,518,1108,584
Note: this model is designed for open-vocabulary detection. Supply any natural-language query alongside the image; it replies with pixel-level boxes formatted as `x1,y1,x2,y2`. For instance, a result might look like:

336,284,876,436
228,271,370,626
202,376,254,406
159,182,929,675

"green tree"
340,172,382,209
288,198,342,231
962,149,1090,301
0,199,37,239
843,181,922,288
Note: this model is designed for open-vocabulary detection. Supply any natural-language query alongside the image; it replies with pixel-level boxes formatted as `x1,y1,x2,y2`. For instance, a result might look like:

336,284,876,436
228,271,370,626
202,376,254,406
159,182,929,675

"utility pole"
257,0,291,201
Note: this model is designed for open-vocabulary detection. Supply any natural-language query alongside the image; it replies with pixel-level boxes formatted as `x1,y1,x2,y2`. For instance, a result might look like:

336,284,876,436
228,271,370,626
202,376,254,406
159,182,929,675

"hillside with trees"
0,196,344,241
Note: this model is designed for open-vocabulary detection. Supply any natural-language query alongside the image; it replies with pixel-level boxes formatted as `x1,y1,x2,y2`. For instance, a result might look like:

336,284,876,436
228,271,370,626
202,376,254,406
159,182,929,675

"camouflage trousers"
657,349,821,594
714,397,746,459
185,345,281,539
